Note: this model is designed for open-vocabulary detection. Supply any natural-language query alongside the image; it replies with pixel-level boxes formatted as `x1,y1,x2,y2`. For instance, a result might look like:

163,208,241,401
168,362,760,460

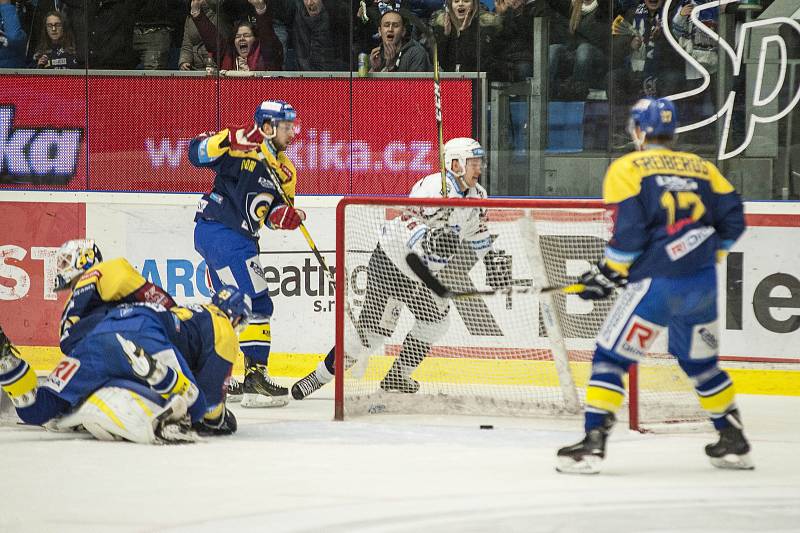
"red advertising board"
0,202,85,345
1,75,474,195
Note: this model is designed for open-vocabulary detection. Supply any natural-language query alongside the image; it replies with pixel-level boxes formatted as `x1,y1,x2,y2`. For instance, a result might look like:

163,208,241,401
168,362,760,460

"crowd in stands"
1,0,729,107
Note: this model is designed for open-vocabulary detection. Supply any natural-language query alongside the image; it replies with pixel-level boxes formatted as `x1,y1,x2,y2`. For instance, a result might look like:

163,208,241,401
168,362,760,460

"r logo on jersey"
43,357,81,393
614,317,663,361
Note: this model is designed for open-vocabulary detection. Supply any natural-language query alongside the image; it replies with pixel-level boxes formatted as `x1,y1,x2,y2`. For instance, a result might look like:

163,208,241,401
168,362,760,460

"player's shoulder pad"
203,129,233,158
700,157,735,194
74,257,141,290
410,173,447,198
603,153,643,205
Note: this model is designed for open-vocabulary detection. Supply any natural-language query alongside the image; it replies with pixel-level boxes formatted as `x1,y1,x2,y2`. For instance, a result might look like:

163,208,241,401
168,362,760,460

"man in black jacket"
271,0,349,70
62,0,136,69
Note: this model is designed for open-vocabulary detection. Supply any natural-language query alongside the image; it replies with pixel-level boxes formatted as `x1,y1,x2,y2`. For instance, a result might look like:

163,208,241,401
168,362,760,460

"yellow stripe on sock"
697,382,736,414
586,384,625,413
87,395,126,430
204,403,224,423
239,323,271,343
3,365,37,399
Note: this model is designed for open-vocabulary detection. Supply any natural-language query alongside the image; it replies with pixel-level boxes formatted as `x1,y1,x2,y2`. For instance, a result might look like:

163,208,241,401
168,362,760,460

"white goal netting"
336,197,706,430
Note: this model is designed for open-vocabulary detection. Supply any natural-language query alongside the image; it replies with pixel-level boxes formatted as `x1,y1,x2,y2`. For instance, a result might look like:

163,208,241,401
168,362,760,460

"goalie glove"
576,260,628,300
421,227,460,263
268,204,306,230
484,249,513,291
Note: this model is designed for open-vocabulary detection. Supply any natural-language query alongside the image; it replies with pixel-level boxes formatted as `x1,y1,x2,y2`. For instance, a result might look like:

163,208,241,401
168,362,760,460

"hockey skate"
556,414,615,474
241,364,289,408
226,377,243,403
705,411,754,470
379,365,420,394
292,370,323,400
0,325,21,365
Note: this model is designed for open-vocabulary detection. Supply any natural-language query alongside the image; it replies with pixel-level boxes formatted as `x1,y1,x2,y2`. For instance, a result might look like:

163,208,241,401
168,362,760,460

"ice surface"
1,387,798,533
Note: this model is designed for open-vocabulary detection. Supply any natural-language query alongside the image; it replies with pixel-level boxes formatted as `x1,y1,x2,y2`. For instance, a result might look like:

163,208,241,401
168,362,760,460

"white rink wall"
1,191,799,361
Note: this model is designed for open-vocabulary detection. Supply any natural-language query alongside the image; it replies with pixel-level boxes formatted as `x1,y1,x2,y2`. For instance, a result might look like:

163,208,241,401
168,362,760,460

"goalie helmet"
628,97,677,142
443,137,484,177
54,239,103,291
212,285,253,333
254,100,297,130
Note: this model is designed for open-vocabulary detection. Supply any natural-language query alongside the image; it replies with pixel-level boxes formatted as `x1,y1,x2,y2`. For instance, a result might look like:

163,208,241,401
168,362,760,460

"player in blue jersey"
0,286,250,444
190,100,306,408
555,98,750,474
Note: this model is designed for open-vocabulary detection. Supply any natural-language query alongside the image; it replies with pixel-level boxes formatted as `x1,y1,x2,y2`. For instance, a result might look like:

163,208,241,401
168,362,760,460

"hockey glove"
268,204,306,230
484,250,513,290
576,260,628,300
422,227,461,262
221,125,261,152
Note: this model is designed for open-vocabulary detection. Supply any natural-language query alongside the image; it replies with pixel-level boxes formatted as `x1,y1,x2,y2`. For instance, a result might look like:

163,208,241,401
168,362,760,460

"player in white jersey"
291,138,511,399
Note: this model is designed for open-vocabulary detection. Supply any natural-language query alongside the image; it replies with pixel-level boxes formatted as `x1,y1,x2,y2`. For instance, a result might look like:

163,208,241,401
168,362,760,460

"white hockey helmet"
443,137,484,176
54,239,103,291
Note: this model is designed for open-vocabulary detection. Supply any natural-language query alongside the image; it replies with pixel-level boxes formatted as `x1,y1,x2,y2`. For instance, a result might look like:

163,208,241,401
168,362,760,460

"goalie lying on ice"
0,286,250,444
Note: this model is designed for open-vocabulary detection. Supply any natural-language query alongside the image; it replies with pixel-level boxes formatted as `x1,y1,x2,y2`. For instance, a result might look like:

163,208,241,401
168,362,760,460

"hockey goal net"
334,197,706,431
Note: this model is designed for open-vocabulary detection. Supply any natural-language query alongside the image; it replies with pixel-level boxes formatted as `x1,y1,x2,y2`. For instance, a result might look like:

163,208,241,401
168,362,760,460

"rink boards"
0,191,798,395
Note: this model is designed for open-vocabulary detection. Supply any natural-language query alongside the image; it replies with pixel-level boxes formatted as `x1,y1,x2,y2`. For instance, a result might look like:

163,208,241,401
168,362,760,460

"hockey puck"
479,425,494,430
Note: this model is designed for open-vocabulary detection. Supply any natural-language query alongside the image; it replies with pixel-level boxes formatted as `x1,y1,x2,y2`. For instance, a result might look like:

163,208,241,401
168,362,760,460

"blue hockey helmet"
254,100,297,130
212,285,253,333
628,97,677,140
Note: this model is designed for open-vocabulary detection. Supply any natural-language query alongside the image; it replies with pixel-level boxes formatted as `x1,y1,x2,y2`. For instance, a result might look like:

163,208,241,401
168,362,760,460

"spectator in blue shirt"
0,0,26,68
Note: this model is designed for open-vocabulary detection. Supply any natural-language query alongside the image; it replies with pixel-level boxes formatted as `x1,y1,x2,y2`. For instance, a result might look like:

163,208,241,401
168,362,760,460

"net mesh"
338,198,705,428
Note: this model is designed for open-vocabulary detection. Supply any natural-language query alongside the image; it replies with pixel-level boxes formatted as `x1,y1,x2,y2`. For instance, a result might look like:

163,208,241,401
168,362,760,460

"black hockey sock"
323,346,335,375
394,334,431,372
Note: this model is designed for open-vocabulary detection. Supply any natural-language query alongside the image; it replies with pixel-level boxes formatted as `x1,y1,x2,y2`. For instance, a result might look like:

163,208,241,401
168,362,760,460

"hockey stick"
256,145,334,282
433,39,447,198
405,252,585,298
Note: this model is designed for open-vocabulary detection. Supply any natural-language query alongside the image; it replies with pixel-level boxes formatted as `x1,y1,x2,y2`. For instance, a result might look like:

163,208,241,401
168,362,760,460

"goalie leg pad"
49,383,196,444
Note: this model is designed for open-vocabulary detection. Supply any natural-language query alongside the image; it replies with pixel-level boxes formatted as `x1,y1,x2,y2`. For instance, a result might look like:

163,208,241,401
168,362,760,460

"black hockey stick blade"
406,252,452,298
406,252,584,298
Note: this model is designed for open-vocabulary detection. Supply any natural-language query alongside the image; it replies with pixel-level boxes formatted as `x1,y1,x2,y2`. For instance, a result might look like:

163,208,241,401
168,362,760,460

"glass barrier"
1,0,798,199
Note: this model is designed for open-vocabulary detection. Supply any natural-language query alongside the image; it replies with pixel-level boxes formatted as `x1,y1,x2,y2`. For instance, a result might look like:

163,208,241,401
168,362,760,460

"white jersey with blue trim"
378,171,492,281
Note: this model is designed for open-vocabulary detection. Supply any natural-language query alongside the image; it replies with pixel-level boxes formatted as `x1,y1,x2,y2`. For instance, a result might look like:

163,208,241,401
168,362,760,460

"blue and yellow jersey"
602,147,745,281
158,303,238,424
59,258,175,356
188,129,298,240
